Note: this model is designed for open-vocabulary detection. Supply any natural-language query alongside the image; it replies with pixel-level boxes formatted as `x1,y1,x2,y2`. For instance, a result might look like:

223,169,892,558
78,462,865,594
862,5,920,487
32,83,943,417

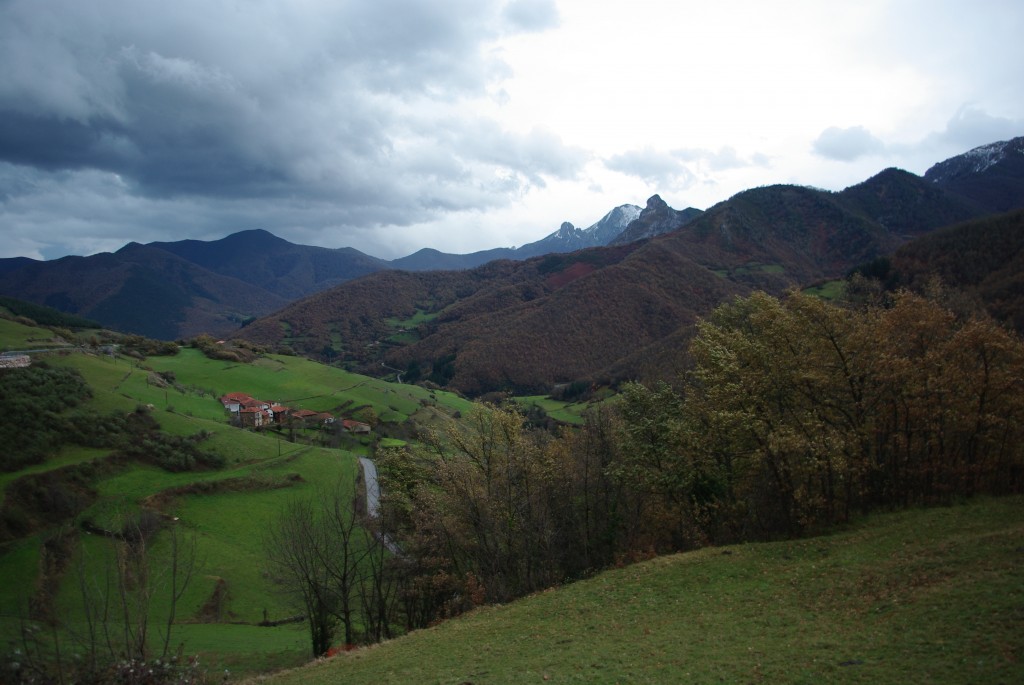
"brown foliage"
886,209,1024,333
682,290,1024,540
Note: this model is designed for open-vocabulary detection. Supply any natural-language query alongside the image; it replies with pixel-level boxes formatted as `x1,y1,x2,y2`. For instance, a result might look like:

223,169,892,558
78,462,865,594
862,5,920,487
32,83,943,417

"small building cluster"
218,392,371,432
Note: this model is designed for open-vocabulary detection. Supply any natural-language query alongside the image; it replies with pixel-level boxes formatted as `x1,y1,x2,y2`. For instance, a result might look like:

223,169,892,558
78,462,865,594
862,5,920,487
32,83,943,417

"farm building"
342,419,371,433
239,407,270,428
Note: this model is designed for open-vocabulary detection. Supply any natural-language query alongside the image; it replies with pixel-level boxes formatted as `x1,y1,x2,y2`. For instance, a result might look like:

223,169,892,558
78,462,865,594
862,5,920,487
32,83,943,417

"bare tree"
10,513,198,683
263,480,373,655
76,512,197,663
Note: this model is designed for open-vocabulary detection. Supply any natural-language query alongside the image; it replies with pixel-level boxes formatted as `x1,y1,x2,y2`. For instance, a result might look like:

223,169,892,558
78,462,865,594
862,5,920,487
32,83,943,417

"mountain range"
237,137,1024,394
0,202,650,339
2,136,1023,393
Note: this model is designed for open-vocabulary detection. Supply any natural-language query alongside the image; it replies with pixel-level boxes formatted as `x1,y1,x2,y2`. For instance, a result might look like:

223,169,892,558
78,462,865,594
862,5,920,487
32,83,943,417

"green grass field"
0,323,475,678
263,496,1024,685
514,396,589,425
804,279,847,300
0,317,73,352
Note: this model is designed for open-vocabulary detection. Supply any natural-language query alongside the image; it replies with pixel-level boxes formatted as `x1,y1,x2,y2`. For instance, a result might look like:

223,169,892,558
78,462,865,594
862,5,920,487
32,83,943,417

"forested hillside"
867,209,1024,332
245,177,996,395
350,288,1024,639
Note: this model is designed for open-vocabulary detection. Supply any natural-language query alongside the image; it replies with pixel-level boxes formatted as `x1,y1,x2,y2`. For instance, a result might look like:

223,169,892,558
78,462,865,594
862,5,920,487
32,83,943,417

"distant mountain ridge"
1,135,1022,345
149,229,389,300
0,243,290,339
516,203,643,257
924,136,1024,213
609,195,703,245
238,136,1024,395
389,203,642,270
0,204,647,337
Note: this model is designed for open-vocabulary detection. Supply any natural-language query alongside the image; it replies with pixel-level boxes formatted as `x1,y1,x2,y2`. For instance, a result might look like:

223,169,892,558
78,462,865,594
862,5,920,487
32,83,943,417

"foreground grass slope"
266,496,1024,685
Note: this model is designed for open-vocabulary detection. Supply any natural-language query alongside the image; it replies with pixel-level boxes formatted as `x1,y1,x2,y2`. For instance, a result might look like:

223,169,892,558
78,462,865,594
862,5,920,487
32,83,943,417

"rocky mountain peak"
609,196,703,246
922,135,1024,213
924,136,1024,184
645,194,668,211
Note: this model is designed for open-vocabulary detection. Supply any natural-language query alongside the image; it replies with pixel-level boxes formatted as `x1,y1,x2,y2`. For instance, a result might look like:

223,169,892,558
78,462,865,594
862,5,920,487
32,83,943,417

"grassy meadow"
264,496,1024,685
0,321,470,677
4,316,1023,684
0,317,73,352
514,395,589,425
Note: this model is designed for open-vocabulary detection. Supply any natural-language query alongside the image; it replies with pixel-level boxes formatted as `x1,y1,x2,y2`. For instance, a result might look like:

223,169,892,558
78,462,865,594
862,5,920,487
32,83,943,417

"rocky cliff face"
512,205,642,258
609,195,703,245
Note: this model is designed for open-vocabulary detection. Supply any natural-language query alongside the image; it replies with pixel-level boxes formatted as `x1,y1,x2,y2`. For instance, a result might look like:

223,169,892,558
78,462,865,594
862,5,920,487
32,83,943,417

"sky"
1,0,1022,262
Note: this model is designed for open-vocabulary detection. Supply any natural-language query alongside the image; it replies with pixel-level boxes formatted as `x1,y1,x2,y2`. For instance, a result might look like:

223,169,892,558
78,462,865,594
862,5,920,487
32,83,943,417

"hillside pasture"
265,496,1024,685
804,279,847,300
0,342,416,678
514,395,589,425
0,316,75,352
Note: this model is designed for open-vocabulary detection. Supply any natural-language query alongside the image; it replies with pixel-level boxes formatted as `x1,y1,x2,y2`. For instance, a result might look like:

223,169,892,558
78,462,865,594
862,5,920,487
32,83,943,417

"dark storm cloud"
0,0,578,257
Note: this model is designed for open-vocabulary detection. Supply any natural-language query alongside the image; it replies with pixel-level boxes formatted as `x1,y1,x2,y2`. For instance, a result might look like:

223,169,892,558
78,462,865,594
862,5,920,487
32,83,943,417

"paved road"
359,457,381,518
359,456,401,553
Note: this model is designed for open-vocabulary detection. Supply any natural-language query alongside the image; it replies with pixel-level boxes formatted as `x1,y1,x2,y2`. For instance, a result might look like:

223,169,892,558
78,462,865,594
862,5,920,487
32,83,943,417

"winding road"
359,456,401,553
358,457,381,518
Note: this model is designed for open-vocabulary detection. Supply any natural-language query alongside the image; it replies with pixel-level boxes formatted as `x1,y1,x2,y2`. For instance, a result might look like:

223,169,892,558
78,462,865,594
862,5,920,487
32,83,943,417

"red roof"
222,392,253,402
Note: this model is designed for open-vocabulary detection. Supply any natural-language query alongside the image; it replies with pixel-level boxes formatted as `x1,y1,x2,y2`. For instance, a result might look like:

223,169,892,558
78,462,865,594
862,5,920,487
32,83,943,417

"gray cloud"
0,0,575,259
605,146,768,190
927,106,1024,150
605,148,696,189
875,107,1024,174
502,0,561,31
674,146,769,172
812,126,886,162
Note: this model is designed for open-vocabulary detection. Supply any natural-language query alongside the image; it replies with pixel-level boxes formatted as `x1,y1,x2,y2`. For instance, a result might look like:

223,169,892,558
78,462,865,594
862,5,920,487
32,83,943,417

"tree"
612,381,725,548
10,513,198,684
375,404,573,618
263,480,372,655
682,289,1024,540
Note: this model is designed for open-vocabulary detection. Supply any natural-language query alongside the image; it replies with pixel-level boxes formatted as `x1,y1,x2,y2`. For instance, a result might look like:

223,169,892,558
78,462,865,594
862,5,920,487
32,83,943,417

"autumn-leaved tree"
682,289,1024,540
378,403,609,621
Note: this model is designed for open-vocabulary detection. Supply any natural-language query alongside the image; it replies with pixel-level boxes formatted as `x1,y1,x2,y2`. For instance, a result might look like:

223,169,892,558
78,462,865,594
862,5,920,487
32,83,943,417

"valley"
2,136,1024,683
0,315,475,677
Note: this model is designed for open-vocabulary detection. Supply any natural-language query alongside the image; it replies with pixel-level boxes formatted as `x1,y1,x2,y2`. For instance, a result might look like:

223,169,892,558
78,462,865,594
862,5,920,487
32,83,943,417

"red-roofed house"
239,407,270,428
289,409,319,426
240,398,271,411
342,419,371,434
220,392,254,413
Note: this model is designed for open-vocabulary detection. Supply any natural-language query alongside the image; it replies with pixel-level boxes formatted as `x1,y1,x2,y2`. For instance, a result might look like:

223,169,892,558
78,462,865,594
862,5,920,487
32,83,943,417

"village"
217,391,372,434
